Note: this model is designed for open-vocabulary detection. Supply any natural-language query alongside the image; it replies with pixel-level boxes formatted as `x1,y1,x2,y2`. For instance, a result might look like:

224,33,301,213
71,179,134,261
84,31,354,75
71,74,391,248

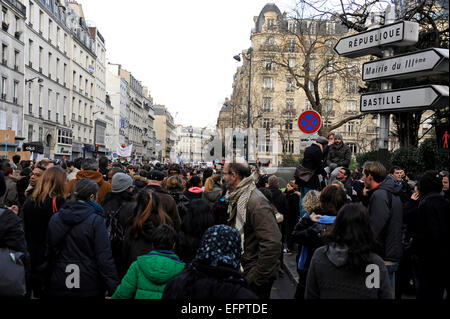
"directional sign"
298,111,322,134
334,21,419,58
362,48,449,81
360,85,449,113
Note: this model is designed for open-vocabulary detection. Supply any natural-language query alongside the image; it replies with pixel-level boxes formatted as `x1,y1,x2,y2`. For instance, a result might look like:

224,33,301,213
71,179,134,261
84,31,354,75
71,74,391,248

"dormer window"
267,18,275,31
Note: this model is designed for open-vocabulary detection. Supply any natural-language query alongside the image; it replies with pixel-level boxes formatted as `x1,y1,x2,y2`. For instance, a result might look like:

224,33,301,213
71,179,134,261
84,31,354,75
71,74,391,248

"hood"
136,251,184,285
188,187,203,194
203,188,222,202
378,176,403,195
76,170,105,186
58,201,98,226
326,244,349,268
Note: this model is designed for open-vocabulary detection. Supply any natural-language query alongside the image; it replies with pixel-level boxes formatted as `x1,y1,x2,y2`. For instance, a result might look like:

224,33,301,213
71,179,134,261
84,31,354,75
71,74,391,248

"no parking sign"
298,111,322,134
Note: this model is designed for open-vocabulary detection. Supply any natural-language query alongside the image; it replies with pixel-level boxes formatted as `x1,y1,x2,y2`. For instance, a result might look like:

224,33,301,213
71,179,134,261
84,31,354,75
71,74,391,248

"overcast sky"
77,0,294,128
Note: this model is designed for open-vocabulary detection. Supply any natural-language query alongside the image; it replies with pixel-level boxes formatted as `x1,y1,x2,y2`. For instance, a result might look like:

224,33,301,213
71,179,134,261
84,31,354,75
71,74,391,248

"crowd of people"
0,131,448,300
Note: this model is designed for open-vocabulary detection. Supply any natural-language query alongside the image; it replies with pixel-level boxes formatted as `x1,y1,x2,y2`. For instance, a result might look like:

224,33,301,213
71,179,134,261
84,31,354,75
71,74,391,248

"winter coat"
268,186,289,216
145,185,181,231
46,200,119,297
365,176,403,263
65,170,112,205
0,171,6,198
101,192,137,278
202,185,222,207
414,193,450,273
22,196,65,294
228,188,282,286
0,176,19,207
305,245,393,299
297,143,326,190
285,190,300,225
16,174,30,206
162,260,257,299
0,208,30,296
326,142,351,168
121,219,157,272
292,212,336,270
184,187,203,202
168,190,190,221
112,250,185,299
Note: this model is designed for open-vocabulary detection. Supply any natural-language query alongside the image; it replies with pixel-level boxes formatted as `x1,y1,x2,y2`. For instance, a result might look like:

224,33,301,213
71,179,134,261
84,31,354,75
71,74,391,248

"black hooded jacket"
365,177,404,263
46,201,119,297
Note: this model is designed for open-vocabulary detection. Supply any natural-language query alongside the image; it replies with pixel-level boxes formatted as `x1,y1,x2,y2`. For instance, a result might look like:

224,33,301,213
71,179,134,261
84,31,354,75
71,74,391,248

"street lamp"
25,77,43,84
233,47,253,160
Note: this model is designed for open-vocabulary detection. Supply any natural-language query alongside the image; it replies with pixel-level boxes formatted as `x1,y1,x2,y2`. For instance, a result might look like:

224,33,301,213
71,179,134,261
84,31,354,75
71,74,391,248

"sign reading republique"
362,48,449,81
334,21,419,58
360,85,449,112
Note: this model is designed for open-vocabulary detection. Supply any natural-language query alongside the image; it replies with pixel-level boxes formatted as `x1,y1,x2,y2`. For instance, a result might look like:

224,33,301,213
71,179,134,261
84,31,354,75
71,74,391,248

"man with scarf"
223,159,282,299
325,133,351,184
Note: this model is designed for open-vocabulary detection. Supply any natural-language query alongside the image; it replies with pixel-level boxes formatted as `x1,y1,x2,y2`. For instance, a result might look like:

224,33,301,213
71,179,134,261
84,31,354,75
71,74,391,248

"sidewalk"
282,252,298,286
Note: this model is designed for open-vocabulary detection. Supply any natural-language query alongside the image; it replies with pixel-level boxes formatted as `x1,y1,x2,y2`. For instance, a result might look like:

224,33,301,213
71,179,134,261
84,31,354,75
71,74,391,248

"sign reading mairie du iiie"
360,85,449,113
334,21,419,58
362,48,449,81
298,111,322,134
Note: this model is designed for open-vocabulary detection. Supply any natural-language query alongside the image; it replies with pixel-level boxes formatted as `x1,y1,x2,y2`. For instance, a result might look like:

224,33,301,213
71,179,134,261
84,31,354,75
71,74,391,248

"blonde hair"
302,190,321,214
31,166,67,206
204,174,221,192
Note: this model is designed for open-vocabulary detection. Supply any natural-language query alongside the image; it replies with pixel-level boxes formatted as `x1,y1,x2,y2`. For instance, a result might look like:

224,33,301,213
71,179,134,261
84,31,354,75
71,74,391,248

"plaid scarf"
226,172,258,249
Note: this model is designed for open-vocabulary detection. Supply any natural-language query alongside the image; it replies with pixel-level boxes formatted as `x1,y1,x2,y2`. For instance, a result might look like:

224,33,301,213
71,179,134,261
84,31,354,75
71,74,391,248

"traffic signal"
435,122,449,149
95,144,99,152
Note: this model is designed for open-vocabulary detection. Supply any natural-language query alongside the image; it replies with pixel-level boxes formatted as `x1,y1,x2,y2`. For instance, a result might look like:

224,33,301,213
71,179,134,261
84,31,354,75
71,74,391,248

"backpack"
106,203,125,245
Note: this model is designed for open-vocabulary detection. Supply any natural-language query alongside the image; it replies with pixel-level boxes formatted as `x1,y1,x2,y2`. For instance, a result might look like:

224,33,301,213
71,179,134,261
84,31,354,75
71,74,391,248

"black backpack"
105,203,125,245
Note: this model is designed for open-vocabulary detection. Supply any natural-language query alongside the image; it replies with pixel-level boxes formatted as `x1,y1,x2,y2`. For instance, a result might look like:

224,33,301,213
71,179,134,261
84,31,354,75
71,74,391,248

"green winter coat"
111,250,185,299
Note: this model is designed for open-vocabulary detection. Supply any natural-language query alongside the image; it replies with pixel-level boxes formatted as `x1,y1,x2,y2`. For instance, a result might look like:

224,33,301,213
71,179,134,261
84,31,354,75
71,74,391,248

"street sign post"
362,48,449,81
360,85,449,113
333,21,419,58
298,111,322,134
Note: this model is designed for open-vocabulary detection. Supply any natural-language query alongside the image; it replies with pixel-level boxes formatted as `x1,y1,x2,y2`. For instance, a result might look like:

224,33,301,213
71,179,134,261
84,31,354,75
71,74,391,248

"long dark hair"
126,189,172,239
323,203,377,272
68,179,99,203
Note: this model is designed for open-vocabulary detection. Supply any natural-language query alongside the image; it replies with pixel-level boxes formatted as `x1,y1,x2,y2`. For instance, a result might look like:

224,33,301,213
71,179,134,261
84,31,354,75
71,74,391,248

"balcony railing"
4,0,26,16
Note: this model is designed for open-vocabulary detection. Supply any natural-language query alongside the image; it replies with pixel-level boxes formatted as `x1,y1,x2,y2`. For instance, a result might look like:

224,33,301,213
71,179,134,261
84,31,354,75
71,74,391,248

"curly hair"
302,190,321,214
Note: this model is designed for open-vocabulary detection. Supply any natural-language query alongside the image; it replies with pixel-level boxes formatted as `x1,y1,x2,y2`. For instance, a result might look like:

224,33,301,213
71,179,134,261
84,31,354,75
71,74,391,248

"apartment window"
286,77,295,92
346,121,355,134
307,21,317,34
264,57,273,71
326,22,336,35
28,124,33,142
63,63,67,84
56,26,60,47
286,98,294,113
1,7,7,24
28,82,32,113
28,1,33,25
305,100,313,111
267,18,275,31
73,71,76,89
56,58,60,81
63,96,67,122
348,143,357,153
325,79,334,94
287,38,296,52
262,118,274,129
263,97,272,112
48,89,52,118
287,20,297,33
263,77,273,90
324,100,333,114
347,80,358,94
79,75,82,92
13,81,18,103
28,39,33,66
39,127,43,142
55,93,60,121
14,50,19,69
63,33,67,53
346,100,357,112
48,19,52,42
58,129,72,145
1,77,6,99
38,85,42,112
39,46,43,71
39,10,43,34
86,56,88,69
285,120,293,130
48,52,52,77
283,140,294,153
85,79,88,94
288,58,296,69
73,45,77,62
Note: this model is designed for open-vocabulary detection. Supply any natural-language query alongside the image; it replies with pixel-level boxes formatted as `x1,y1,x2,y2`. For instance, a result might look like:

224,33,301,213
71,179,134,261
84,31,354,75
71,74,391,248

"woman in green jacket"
111,224,184,299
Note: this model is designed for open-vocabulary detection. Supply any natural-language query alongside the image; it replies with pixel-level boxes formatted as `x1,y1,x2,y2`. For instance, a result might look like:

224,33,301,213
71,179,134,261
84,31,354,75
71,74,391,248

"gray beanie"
111,173,133,193
334,133,343,140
